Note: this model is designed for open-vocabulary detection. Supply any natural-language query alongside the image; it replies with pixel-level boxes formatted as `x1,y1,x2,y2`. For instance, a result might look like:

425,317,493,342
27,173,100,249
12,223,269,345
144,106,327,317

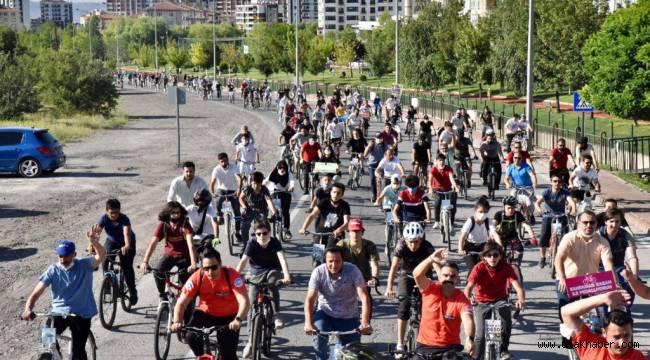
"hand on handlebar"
358,323,373,335
20,310,34,321
298,228,306,235
139,262,150,274
304,323,318,335
458,248,466,256
170,322,183,333
515,299,526,311
385,287,396,300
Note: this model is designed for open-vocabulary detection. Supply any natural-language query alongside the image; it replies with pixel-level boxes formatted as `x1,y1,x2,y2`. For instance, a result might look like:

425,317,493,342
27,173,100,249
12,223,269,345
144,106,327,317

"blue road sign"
573,91,594,112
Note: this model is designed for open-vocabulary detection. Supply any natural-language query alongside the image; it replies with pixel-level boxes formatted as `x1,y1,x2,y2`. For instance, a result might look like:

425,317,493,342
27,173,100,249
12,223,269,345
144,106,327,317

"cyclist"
385,222,435,357
300,135,323,195
504,114,521,151
346,109,363,137
437,141,455,171
378,122,400,147
300,98,312,119
316,144,342,182
479,129,503,188
375,147,405,191
171,249,249,360
167,161,209,208
365,133,390,202
278,93,288,122
210,153,243,242
534,174,575,268
419,114,435,145
428,153,460,230
141,202,197,301
597,198,631,231
186,189,219,249
569,154,601,203
346,128,367,184
336,219,380,316
278,123,296,158
413,248,475,358
304,246,373,360
412,134,432,182
235,134,259,182
264,160,294,239
464,241,525,360
239,171,278,244
458,197,501,274
373,95,382,118
296,116,314,134
561,290,646,359
575,136,600,171
326,117,345,156
231,125,256,146
504,141,533,168
236,219,292,358
453,130,477,188
494,196,537,276
376,174,406,209
549,138,575,185
284,99,296,123
505,153,538,225
392,175,431,226
290,126,311,174
479,106,494,137
438,121,456,149
451,109,471,136
299,182,351,248
95,198,138,305
359,99,372,132
21,226,106,360
309,173,333,212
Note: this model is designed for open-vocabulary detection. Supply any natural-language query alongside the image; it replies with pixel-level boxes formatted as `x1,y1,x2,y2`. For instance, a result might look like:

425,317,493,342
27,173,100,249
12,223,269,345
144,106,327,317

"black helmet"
193,189,212,208
503,196,518,207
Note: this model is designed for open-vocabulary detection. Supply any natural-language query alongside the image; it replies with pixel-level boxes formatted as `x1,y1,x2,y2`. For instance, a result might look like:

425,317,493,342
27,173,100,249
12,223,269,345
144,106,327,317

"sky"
30,1,106,21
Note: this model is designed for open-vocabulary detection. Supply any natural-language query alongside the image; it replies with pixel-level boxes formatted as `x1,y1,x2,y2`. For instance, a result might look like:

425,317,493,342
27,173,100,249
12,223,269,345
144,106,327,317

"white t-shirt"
438,131,454,146
461,217,495,244
505,118,519,134
167,176,209,208
377,157,402,179
347,115,362,127
518,120,529,132
211,165,239,191
327,123,344,139
186,204,217,236
237,143,257,163
572,167,598,190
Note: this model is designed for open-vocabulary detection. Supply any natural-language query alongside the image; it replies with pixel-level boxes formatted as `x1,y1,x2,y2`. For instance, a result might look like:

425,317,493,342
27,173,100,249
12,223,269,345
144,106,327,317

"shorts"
239,162,255,175
397,274,417,320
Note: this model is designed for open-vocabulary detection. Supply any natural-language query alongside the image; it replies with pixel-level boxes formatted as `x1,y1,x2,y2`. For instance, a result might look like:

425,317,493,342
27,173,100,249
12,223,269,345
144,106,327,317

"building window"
346,6,358,11
346,15,357,20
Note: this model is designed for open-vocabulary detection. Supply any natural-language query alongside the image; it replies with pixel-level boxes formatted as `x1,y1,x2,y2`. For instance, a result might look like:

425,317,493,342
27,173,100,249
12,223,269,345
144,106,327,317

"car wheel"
18,158,42,178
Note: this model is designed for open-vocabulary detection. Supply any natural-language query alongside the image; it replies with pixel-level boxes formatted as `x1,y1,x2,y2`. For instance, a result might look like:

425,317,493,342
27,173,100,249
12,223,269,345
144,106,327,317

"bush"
359,74,367,81
0,53,40,118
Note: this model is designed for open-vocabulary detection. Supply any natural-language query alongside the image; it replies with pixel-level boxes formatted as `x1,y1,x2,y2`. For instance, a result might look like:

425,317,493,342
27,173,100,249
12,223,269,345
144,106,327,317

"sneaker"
130,289,138,306
500,352,512,360
243,342,252,358
235,232,243,243
394,344,405,359
284,229,293,240
274,316,285,329
432,221,440,229
539,257,547,269
467,180,472,188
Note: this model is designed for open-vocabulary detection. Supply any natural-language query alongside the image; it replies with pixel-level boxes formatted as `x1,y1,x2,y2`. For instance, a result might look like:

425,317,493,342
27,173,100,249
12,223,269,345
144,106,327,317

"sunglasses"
552,180,560,183
514,157,521,160
203,264,219,271
484,253,500,258
581,221,596,225
256,231,269,236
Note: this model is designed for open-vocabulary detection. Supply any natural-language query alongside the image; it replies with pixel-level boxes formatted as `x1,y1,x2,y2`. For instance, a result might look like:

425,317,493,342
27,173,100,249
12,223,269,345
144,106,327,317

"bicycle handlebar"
304,230,334,236
182,325,228,336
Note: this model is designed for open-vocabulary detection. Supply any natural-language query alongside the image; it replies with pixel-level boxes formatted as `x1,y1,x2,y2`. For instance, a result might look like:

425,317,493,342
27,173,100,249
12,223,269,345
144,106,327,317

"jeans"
481,160,502,186
539,215,568,248
103,240,137,293
432,190,457,223
247,270,282,336
154,255,190,299
313,310,361,360
52,316,92,360
215,190,241,231
415,343,464,359
368,164,378,201
185,311,239,360
302,162,313,194
473,301,512,359
276,192,292,230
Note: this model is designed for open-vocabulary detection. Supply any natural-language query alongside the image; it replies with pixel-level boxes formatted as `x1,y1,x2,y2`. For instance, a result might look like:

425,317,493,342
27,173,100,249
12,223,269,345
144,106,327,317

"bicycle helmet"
503,195,518,207
403,222,425,241
193,188,212,208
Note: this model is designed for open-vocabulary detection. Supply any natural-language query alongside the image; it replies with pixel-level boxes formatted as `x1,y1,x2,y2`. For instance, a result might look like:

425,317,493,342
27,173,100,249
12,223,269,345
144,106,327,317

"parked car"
0,127,66,178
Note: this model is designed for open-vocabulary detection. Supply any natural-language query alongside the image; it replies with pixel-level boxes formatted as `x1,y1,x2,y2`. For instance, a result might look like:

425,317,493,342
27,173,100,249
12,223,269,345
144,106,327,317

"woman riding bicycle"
458,197,501,275
239,172,278,244
264,161,295,240
316,144,342,182
464,241,525,360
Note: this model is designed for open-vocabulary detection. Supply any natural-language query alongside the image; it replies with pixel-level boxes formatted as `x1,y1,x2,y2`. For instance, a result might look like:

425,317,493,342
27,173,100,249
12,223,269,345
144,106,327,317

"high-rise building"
106,0,151,16
318,0,402,33
609,0,636,12
0,5,20,30
283,0,316,23
235,0,282,32
41,0,73,28
0,0,29,29
462,0,495,25
142,1,213,27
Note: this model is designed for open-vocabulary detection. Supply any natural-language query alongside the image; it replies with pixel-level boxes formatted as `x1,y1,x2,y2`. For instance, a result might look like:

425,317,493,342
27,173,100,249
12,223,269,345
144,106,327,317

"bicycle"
545,212,567,279
404,118,415,141
305,230,335,268
272,190,291,242
180,325,228,360
479,300,510,360
388,274,421,358
313,329,374,360
505,239,524,319
566,300,606,360
24,311,97,360
248,277,287,360
217,194,242,257
413,161,430,188
382,210,398,267
512,186,535,239
228,90,235,103
435,190,455,251
349,153,363,190
280,144,294,174
486,161,500,201
98,249,133,329
456,157,473,201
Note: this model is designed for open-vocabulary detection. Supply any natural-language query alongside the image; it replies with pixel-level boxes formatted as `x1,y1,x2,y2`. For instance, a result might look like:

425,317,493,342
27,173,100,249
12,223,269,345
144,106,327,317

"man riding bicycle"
534,174,575,268
186,189,220,249
458,197,501,274
290,126,311,174
569,154,601,203
375,147,405,192
366,133,390,202
211,153,243,242
346,128,368,184
428,154,460,230
235,134,259,181
238,171,278,244
300,135,323,195
494,196,537,275
479,130,503,188
505,153,538,225
392,175,432,226
299,182,351,248
549,138,575,185
412,134,432,182
453,131,477,188
167,161,209,208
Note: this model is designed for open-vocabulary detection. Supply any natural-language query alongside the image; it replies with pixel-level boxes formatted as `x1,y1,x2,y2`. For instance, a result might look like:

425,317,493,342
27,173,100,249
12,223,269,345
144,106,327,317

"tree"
247,24,276,77
581,0,650,119
305,35,334,75
190,42,211,69
454,18,491,95
220,43,238,74
0,53,39,118
335,40,356,77
364,12,395,77
0,25,18,54
131,44,154,68
166,42,189,71
238,53,253,74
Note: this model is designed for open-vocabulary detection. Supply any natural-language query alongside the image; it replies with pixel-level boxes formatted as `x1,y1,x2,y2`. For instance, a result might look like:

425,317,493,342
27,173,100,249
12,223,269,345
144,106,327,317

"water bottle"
41,325,56,347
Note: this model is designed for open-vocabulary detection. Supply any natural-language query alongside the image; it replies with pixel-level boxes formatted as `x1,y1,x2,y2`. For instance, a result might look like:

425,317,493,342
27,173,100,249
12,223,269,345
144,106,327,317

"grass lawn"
0,111,129,144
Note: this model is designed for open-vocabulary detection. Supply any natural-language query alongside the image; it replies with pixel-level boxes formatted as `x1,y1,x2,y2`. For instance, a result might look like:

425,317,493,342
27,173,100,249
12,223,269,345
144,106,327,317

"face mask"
170,216,181,224
476,213,487,222
278,169,286,175
322,183,331,190
309,140,315,145
324,150,332,156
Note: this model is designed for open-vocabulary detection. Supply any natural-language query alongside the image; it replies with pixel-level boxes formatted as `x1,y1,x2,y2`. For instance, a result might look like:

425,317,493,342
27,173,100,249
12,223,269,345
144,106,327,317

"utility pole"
212,0,216,80
89,17,92,60
154,7,159,72
294,0,300,87
116,34,120,69
394,0,400,85
525,0,535,130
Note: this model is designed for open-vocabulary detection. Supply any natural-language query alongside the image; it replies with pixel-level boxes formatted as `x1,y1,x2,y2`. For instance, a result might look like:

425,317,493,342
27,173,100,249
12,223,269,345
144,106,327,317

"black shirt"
347,138,368,153
244,237,283,275
242,185,272,213
281,128,296,144
419,120,434,134
413,141,430,163
394,239,435,274
316,199,351,232
314,187,330,202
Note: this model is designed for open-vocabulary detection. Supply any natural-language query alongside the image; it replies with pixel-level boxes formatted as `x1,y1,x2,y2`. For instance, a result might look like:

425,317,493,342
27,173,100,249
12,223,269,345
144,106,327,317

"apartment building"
41,0,73,28
0,0,29,29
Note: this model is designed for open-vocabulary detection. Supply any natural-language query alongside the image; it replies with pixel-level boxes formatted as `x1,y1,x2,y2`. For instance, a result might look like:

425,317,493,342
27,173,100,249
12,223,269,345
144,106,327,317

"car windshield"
35,131,57,145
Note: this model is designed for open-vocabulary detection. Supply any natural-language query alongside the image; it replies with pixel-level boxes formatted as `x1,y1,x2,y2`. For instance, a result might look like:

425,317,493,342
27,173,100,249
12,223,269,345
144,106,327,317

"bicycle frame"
436,190,455,250
315,329,360,360
182,325,227,359
305,230,334,267
31,312,97,360
483,300,509,360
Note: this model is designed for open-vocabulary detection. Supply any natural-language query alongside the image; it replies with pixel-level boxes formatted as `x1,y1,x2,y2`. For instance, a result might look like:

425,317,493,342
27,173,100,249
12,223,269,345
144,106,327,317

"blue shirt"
97,213,135,246
39,257,98,319
542,188,569,214
506,163,534,187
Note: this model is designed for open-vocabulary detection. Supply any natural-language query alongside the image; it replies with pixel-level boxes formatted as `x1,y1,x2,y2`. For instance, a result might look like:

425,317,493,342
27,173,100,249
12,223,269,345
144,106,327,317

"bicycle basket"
486,319,502,336
339,343,381,360
222,201,233,213
313,244,326,260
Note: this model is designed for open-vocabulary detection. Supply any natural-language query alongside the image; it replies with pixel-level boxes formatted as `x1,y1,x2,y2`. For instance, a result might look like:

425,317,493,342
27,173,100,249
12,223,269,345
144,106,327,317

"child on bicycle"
464,241,525,360
375,174,406,218
392,175,431,227
494,196,537,283
458,197,501,275
346,128,367,184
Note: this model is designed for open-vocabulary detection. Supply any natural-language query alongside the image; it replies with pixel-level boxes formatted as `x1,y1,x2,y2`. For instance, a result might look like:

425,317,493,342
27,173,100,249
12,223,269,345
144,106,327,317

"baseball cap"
348,218,365,232
55,240,76,257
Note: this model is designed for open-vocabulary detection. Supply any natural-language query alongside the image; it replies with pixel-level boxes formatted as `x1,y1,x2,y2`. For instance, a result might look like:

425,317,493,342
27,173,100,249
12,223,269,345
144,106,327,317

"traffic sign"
167,87,186,105
573,91,594,112
391,85,402,97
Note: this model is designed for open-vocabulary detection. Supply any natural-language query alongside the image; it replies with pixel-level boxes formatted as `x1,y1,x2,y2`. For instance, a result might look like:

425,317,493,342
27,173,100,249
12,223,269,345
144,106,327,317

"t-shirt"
505,118,519,134
420,120,434,134
398,188,430,221
429,165,453,191
417,283,472,347
377,157,402,179
336,239,379,281
378,130,398,146
327,123,344,139
382,185,406,209
572,167,598,190
315,199,351,233
211,164,240,192
480,140,501,159
598,227,633,268
557,231,613,278
186,204,218,237
493,211,526,239
308,262,366,319
505,151,531,164
241,185,272,213
461,217,495,244
244,237,283,275
167,176,209,208
506,163,534,187
97,213,134,247
541,188,570,214
571,324,647,360
153,220,194,258
347,138,367,154
314,187,330,202
575,144,596,162
413,142,430,163
236,143,257,163
551,148,573,170
40,258,98,319
438,131,454,146
468,261,518,303
393,239,435,274
454,137,473,159
182,267,246,318
301,142,321,163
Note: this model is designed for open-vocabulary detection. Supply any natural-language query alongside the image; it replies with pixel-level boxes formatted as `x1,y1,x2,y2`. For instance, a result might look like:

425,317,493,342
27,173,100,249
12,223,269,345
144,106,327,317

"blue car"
0,127,66,177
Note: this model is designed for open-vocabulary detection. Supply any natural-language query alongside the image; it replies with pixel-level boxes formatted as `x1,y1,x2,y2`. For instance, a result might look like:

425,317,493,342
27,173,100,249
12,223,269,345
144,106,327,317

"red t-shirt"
301,142,321,163
378,130,398,145
398,187,427,205
550,147,573,170
182,267,247,318
505,151,531,164
468,261,517,303
153,220,193,258
571,324,648,359
429,165,453,191
417,283,472,347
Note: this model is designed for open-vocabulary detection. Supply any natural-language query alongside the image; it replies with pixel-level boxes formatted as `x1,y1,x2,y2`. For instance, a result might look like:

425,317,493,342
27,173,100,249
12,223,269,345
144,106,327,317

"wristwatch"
235,316,243,322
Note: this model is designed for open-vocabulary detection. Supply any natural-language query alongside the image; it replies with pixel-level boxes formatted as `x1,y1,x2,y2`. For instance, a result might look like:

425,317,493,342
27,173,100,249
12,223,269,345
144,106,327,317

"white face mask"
324,150,332,156
476,213,487,222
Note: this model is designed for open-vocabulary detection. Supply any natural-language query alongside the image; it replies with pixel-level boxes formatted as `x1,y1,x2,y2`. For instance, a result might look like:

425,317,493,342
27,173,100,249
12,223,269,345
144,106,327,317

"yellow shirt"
558,230,612,278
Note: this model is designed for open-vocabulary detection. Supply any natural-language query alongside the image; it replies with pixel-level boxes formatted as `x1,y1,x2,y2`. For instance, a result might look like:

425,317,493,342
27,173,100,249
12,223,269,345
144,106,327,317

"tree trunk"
479,83,483,100
555,90,561,113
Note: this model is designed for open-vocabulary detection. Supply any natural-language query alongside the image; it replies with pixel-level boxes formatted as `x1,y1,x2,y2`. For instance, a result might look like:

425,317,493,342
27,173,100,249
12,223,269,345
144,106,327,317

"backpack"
468,216,490,235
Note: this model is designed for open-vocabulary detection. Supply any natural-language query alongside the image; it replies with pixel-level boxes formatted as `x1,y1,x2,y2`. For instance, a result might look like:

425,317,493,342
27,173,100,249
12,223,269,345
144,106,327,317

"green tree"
364,12,395,77
0,53,39,118
190,42,211,69
305,35,334,75
247,24,276,77
335,40,356,77
0,25,18,54
166,42,189,71
238,53,253,74
132,44,154,68
220,43,238,74
581,0,650,119
454,18,491,95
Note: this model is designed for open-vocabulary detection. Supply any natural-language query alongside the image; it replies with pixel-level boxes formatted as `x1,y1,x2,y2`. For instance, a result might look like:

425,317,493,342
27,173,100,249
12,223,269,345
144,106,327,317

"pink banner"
566,271,617,299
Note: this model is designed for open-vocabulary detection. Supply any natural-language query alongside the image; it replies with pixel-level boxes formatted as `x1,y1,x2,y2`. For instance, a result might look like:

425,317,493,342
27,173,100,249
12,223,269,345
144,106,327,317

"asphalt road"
5,86,649,360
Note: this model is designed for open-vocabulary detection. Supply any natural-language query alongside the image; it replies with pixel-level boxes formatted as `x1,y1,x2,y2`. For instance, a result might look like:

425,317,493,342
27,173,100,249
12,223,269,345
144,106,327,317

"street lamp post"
294,0,300,87
525,0,535,130
89,16,93,59
212,0,216,80
394,0,400,85
154,7,159,72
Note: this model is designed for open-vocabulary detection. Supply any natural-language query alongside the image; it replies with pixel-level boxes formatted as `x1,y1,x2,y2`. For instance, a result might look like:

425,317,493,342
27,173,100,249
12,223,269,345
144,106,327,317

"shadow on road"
0,246,38,261
53,172,139,178
0,206,49,219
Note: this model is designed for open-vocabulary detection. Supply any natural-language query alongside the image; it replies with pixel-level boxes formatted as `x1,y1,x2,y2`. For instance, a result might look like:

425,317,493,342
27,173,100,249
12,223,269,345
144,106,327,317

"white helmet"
403,222,425,241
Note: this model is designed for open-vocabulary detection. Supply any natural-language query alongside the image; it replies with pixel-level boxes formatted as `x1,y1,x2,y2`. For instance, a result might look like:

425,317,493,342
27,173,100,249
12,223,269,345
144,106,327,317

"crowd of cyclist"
20,77,650,360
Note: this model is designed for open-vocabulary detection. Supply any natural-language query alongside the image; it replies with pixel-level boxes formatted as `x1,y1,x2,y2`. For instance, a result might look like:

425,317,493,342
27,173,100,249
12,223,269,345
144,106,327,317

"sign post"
168,87,186,167
573,91,594,138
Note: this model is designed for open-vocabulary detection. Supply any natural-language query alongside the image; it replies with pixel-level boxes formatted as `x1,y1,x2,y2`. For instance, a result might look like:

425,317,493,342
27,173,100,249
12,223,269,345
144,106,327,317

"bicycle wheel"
549,236,557,279
486,342,498,360
226,213,235,256
463,173,469,200
98,275,117,329
405,328,417,354
119,272,133,312
251,313,265,360
86,331,97,360
385,224,393,266
263,303,274,356
489,172,496,201
36,353,53,360
356,167,363,188
154,303,172,360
